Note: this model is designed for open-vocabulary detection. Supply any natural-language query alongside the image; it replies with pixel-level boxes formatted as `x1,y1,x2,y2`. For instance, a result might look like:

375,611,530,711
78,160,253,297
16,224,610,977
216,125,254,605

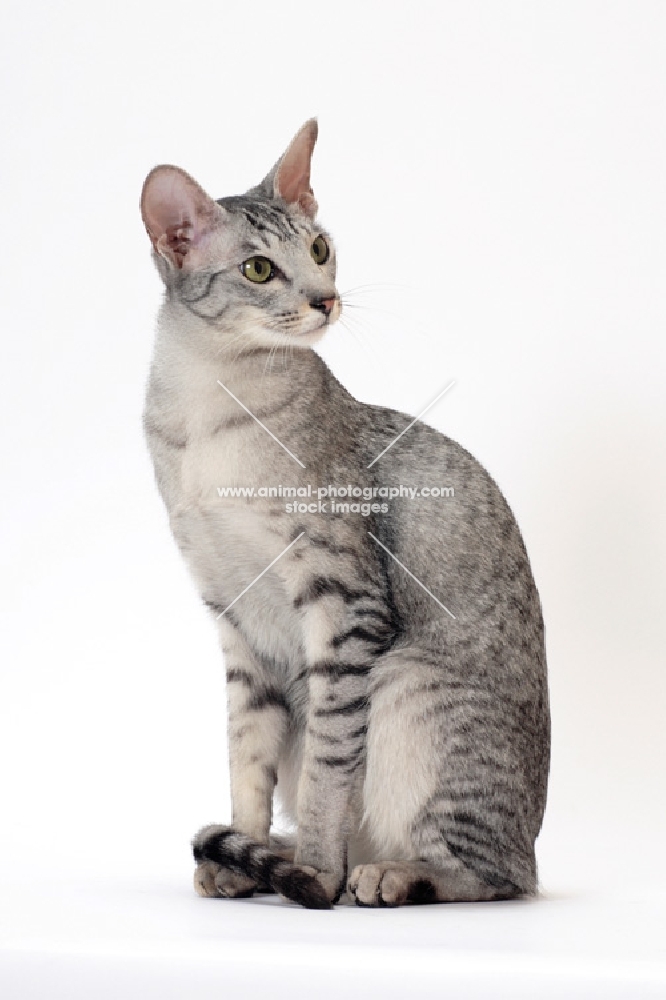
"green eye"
241,256,274,283
310,235,330,265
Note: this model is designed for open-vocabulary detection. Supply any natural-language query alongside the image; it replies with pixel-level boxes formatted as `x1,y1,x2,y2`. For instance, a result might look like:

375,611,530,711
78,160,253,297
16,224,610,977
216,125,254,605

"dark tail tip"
278,869,333,910
191,825,334,909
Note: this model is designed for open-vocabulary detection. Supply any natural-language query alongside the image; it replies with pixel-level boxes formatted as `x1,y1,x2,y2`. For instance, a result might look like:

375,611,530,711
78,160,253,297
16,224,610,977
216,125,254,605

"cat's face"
141,120,340,352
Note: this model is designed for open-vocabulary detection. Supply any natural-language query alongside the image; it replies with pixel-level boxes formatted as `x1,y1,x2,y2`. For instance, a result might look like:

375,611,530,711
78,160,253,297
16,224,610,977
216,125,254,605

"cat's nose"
310,297,336,317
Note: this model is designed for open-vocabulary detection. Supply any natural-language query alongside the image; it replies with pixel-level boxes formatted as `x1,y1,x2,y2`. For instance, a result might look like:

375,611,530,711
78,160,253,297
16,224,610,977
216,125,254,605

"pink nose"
311,297,336,317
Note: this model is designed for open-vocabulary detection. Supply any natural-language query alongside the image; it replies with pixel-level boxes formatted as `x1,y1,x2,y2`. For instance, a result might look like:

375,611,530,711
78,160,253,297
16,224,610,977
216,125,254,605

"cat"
141,120,550,909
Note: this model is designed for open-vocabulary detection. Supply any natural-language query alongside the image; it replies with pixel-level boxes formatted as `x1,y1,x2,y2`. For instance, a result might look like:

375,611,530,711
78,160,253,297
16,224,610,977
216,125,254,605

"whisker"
264,343,278,376
340,295,429,344
338,315,384,368
340,282,411,297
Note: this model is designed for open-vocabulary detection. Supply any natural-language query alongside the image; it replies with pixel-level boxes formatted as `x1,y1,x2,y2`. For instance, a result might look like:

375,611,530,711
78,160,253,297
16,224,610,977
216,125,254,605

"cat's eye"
310,235,330,265
241,256,274,283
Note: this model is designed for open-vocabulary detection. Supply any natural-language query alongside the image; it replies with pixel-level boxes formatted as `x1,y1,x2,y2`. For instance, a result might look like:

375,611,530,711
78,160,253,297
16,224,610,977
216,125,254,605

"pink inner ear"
274,120,318,218
141,166,219,268
277,159,310,204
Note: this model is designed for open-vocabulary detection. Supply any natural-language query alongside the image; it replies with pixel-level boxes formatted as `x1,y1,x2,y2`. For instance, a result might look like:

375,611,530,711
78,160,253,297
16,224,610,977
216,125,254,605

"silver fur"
142,120,550,908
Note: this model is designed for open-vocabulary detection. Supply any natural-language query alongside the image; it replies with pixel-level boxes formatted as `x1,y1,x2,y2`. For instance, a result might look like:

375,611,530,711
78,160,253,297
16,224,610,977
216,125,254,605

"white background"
1,1,665,996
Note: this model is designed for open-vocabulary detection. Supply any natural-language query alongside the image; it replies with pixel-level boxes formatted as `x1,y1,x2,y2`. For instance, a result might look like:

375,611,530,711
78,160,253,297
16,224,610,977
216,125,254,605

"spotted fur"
142,120,550,909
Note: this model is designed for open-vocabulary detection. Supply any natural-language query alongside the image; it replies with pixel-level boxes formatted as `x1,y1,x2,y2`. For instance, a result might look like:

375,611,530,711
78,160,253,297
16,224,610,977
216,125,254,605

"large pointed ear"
140,166,224,270
256,119,319,219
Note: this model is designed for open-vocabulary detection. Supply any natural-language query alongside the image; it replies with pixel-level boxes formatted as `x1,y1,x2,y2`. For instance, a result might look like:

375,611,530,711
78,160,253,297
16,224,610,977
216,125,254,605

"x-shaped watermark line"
216,532,305,619
214,373,457,621
367,379,456,469
368,531,456,619
217,379,305,468
216,528,454,622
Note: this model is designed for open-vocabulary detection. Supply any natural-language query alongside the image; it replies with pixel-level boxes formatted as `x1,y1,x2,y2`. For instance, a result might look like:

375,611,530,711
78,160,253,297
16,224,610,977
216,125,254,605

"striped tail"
192,825,332,910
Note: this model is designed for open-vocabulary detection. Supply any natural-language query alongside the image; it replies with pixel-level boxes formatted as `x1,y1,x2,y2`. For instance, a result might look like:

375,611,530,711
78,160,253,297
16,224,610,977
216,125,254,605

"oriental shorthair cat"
141,120,550,908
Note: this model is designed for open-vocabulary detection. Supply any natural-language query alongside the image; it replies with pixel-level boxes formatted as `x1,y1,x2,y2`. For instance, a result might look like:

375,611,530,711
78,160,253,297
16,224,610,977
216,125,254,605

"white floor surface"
1,848,664,1000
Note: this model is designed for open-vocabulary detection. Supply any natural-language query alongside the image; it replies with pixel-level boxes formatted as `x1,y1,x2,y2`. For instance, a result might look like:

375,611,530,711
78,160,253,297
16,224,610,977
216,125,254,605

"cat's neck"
149,301,326,428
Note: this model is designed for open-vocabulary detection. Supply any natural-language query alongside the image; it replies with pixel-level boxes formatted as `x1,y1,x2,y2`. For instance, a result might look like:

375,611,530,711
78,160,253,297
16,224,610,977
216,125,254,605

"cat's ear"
256,119,319,219
140,166,224,270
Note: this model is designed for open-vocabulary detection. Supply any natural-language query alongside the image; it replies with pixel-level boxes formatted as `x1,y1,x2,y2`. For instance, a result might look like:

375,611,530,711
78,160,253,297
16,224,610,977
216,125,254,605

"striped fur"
192,826,332,908
142,121,550,908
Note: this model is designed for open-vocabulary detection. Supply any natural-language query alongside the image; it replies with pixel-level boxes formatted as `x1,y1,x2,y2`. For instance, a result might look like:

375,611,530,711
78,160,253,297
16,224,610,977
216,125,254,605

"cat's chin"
289,326,329,346
265,322,332,349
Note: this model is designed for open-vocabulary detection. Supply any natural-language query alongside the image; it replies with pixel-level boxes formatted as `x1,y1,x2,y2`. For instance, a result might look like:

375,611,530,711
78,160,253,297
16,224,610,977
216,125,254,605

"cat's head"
140,120,340,352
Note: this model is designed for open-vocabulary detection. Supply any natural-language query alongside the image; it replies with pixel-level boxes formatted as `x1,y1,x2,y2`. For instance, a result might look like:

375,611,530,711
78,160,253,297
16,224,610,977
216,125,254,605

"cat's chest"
169,430,306,671
150,372,288,510
179,427,268,508
145,345,319,673
152,398,299,602
169,424,288,553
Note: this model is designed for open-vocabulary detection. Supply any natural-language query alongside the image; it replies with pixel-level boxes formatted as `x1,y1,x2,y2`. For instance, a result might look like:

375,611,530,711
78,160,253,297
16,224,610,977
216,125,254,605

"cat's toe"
194,860,224,897
214,870,257,898
348,864,421,907
348,864,383,906
377,869,412,906
195,860,257,898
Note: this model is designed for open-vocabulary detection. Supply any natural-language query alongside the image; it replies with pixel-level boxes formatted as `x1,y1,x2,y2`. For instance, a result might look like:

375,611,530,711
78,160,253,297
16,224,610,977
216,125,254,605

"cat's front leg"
193,616,289,897
222,618,289,841
293,585,395,904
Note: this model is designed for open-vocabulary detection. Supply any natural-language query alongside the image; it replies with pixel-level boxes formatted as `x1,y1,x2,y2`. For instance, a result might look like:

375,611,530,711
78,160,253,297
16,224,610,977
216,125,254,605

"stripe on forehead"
219,195,311,243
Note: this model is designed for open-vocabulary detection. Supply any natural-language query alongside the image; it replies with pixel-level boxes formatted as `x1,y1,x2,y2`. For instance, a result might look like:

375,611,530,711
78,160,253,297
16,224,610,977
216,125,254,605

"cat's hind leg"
355,646,538,906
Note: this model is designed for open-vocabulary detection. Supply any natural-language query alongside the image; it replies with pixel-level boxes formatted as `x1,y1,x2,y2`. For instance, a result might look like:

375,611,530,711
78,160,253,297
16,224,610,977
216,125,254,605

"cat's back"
362,400,530,561
361,402,546,673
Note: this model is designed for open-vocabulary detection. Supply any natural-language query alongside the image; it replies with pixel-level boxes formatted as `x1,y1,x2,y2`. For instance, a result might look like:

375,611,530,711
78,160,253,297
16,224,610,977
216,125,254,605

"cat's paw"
192,824,260,899
193,859,223,897
194,860,257,898
192,824,334,906
348,863,438,907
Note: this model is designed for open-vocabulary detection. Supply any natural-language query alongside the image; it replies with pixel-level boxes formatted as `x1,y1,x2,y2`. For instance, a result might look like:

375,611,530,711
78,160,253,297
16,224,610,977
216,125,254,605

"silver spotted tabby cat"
141,120,550,909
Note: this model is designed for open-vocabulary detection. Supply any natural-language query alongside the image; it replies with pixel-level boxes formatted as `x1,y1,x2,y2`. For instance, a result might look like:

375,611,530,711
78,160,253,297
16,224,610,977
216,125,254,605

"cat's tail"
192,825,332,910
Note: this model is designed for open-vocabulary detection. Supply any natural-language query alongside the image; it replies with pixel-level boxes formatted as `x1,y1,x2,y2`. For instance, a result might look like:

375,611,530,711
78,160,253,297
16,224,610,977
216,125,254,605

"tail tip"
280,870,335,910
